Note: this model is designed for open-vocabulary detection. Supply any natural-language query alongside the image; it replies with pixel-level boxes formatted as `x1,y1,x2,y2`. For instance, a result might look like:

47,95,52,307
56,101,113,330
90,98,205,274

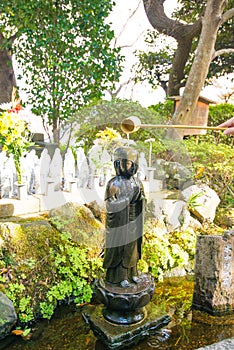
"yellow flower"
0,109,32,183
5,135,13,144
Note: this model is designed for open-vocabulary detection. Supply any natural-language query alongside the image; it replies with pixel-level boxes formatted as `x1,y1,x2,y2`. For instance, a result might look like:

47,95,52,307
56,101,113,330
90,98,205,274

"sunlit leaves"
0,0,123,143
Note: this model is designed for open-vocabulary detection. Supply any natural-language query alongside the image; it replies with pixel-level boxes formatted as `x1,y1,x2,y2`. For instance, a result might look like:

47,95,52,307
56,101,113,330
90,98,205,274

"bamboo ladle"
120,116,227,134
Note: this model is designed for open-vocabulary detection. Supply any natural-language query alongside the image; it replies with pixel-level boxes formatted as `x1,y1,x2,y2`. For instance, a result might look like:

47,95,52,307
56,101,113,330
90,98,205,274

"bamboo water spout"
120,116,227,134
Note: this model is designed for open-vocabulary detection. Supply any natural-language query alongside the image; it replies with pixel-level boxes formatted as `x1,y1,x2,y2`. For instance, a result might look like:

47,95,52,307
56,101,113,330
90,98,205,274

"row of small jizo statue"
0,144,149,199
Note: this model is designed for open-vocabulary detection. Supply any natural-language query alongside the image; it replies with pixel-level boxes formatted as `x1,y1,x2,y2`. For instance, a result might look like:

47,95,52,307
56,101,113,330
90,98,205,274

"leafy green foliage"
185,137,234,207
0,219,102,323
73,98,161,152
148,99,174,119
0,0,123,143
139,219,197,281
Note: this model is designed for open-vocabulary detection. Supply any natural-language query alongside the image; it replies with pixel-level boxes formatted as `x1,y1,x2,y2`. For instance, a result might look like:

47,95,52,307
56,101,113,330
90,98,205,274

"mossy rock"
0,220,60,260
49,202,104,251
0,216,102,324
0,219,63,316
85,201,106,225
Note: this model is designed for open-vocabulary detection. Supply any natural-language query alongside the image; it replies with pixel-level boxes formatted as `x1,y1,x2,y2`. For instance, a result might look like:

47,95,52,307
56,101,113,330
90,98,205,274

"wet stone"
192,231,234,315
82,303,171,350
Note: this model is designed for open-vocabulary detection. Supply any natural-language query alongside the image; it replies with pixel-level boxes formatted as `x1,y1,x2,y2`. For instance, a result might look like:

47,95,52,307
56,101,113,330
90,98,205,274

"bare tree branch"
221,7,234,24
120,29,147,49
212,48,234,60
113,0,142,48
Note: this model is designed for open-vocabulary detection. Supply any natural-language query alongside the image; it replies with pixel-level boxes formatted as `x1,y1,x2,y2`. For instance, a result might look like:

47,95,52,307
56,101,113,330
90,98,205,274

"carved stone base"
103,306,146,325
94,274,155,325
82,303,171,350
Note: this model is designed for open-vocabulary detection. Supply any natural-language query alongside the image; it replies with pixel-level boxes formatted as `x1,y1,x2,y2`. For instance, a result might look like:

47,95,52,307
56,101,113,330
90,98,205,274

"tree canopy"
73,98,161,152
0,0,123,143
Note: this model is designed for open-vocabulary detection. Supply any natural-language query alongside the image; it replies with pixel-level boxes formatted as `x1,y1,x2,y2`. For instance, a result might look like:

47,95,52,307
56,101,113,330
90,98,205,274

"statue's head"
113,147,138,178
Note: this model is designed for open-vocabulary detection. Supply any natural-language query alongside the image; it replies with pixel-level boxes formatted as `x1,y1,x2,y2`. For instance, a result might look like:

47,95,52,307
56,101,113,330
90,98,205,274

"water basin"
1,276,234,350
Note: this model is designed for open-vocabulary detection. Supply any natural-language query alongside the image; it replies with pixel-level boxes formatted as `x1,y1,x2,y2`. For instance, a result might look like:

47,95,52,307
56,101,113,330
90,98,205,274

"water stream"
1,276,234,350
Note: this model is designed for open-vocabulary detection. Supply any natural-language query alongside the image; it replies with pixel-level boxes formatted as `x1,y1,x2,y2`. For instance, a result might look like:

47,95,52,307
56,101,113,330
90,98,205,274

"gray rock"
0,292,17,339
182,184,220,222
153,159,192,188
49,202,104,250
193,234,234,315
196,338,234,350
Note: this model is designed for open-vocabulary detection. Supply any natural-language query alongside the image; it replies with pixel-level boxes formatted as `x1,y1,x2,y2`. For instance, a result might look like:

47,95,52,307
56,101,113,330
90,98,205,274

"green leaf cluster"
0,219,102,324
139,219,197,281
0,0,123,143
73,98,161,152
184,137,234,207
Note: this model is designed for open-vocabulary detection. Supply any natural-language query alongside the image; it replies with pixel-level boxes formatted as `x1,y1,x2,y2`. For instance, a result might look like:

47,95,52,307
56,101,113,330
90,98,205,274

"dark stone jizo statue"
93,146,155,325
83,146,170,347
103,147,145,288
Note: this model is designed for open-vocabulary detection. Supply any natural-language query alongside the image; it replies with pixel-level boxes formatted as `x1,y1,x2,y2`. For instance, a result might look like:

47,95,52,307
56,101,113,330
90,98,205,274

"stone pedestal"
68,179,77,193
82,274,171,349
82,303,171,350
46,178,56,196
192,231,234,315
16,183,28,200
95,274,155,325
147,167,156,182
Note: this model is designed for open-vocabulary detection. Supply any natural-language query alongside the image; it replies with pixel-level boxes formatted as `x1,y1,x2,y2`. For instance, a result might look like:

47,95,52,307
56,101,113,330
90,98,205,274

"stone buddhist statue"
83,145,170,346
103,147,145,288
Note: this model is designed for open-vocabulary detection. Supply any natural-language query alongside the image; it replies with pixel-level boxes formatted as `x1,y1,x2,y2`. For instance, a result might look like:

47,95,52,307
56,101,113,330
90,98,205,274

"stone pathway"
197,338,234,350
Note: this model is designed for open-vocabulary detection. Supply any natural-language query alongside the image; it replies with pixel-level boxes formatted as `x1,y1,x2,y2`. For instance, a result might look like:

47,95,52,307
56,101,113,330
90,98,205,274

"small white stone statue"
63,148,76,191
24,149,40,194
0,151,14,198
39,148,51,195
138,152,148,181
48,148,62,191
76,147,89,188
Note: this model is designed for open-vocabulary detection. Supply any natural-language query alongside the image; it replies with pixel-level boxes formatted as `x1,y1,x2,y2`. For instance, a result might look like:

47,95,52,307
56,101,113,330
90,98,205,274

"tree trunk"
168,39,193,96
143,0,201,96
171,0,227,134
52,115,60,145
0,32,16,104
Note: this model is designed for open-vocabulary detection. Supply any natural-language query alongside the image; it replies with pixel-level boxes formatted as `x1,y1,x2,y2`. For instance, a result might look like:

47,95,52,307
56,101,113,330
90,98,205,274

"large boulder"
0,292,17,339
147,196,201,232
49,202,104,250
182,184,220,222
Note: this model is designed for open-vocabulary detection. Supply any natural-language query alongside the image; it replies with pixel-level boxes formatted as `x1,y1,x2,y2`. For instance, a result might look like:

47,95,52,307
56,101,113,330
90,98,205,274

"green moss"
0,217,103,325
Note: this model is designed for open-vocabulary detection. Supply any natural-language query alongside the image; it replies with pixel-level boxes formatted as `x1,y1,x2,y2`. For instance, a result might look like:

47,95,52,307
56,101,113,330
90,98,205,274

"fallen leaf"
12,329,24,336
